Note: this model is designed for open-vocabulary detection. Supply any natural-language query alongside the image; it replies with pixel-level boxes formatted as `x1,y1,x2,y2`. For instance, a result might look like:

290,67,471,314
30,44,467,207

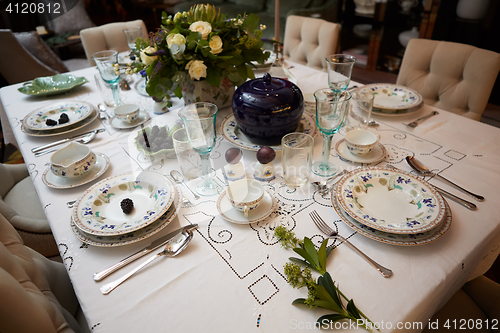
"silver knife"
31,128,105,153
93,224,198,282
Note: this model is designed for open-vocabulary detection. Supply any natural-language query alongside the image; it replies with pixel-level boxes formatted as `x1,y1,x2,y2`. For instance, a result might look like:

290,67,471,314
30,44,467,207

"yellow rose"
166,33,186,48
140,46,158,66
209,35,223,55
173,12,182,23
189,21,212,40
185,60,207,80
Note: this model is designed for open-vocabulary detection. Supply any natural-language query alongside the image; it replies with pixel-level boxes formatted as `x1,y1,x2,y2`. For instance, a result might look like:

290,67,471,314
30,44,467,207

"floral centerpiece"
132,4,270,108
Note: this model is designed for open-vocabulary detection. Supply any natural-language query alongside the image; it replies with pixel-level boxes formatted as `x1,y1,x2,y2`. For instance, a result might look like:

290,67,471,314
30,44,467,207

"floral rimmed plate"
331,184,452,246
217,189,276,224
335,166,446,234
23,101,95,131
356,84,422,113
335,139,387,164
21,109,98,137
72,172,174,236
70,182,182,247
18,74,89,96
134,78,149,97
221,111,317,151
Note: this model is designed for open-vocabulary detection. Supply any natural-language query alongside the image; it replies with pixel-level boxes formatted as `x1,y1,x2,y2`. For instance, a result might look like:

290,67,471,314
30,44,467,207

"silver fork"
309,210,393,278
405,111,439,128
182,197,193,208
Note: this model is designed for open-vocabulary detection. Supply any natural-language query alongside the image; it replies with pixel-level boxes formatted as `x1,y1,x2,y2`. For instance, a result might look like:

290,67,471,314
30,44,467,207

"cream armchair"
283,15,340,71
80,19,148,66
397,39,500,121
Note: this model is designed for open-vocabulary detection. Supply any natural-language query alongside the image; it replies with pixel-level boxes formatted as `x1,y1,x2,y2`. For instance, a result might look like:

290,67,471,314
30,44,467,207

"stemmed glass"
123,27,142,57
326,54,356,94
312,89,352,177
178,102,221,196
92,50,121,107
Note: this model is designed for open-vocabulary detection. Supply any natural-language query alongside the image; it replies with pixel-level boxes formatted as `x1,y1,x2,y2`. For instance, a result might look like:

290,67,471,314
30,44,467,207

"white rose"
166,33,186,48
173,12,182,23
185,60,207,80
140,46,158,66
189,21,212,40
209,35,223,55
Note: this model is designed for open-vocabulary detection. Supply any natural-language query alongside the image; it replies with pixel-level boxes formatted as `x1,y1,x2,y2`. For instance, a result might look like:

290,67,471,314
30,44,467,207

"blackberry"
120,198,134,214
58,113,69,124
46,119,58,126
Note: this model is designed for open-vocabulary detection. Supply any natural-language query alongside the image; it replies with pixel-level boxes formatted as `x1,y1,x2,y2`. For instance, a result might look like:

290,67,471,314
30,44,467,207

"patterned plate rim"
23,101,95,131
356,84,423,111
335,139,387,165
72,172,174,236
220,111,317,152
21,109,98,137
335,166,446,234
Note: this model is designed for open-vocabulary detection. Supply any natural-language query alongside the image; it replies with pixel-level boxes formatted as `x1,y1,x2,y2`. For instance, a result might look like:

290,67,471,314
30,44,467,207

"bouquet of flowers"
132,4,270,107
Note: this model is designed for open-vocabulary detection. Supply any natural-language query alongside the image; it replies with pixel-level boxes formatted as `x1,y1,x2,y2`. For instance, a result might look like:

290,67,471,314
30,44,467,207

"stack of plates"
70,172,181,247
355,84,423,116
331,166,452,246
21,101,98,137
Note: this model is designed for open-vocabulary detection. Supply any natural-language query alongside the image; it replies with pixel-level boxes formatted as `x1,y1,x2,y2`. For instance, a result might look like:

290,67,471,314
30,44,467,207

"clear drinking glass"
312,89,352,177
123,27,142,51
326,54,356,94
178,102,221,196
281,132,314,188
347,91,374,131
172,128,203,180
92,50,121,107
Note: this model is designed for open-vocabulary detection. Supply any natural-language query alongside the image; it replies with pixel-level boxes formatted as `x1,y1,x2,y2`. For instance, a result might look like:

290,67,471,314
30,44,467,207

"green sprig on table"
274,226,377,331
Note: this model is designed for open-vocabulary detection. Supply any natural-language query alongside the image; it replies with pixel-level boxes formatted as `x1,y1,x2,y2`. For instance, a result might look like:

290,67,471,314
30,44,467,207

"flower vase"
181,76,235,109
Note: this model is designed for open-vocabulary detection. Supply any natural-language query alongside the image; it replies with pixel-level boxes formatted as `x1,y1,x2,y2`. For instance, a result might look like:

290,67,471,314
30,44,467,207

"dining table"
1,60,500,333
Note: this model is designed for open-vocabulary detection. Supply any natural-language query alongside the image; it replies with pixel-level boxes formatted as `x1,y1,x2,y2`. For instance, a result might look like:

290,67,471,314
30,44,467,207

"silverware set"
31,128,105,157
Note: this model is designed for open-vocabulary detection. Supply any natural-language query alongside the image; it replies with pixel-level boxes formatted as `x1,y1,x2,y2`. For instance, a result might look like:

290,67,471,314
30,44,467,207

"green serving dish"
18,74,89,96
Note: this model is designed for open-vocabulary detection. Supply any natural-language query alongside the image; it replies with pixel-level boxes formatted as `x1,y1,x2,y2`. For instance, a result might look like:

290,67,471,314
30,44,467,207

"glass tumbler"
281,132,314,188
172,128,203,180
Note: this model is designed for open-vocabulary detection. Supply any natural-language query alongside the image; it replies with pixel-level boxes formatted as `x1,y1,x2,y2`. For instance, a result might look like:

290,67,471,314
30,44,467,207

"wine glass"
123,27,142,53
326,54,356,94
178,102,221,196
312,89,352,177
92,50,121,107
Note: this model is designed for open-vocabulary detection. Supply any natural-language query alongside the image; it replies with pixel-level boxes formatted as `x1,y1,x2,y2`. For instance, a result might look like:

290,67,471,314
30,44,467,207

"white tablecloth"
1,62,500,332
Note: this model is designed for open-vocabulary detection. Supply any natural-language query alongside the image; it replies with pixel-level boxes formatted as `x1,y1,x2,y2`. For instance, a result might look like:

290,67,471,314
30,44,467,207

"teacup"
114,104,140,123
50,142,96,178
227,179,264,216
345,129,380,156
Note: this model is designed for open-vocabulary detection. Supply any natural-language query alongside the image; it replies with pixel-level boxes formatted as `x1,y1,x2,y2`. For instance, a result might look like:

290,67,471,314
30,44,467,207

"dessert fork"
309,210,393,278
405,111,439,128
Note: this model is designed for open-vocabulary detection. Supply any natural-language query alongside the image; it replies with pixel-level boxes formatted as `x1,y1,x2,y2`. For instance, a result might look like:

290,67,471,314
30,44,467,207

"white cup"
345,129,380,156
50,142,96,178
114,104,140,123
227,179,264,216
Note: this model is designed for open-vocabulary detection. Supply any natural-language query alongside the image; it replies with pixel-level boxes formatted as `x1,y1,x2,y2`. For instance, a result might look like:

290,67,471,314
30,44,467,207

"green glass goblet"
92,50,121,107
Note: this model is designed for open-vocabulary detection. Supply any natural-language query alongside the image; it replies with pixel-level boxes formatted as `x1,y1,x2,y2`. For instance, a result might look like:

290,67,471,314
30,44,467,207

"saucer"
111,111,150,129
335,139,386,164
42,153,110,189
217,188,276,224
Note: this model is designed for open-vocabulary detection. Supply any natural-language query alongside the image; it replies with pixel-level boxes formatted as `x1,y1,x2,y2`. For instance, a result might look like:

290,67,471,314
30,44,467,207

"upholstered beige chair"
0,212,89,333
397,39,500,121
80,19,148,66
0,163,58,257
283,15,341,71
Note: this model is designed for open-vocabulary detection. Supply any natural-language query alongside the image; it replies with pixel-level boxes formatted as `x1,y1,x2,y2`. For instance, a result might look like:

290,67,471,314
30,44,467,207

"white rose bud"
140,46,158,66
189,21,212,40
209,35,223,55
173,12,182,22
166,33,186,48
185,60,207,80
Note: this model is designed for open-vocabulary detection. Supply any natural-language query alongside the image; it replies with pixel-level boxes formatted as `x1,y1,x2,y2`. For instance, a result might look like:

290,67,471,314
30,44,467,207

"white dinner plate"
42,153,110,189
72,172,174,236
335,166,446,234
335,139,386,164
23,101,95,131
217,188,276,224
70,182,182,247
356,84,422,112
21,109,98,137
110,111,150,129
331,184,452,246
221,111,317,151
134,78,149,97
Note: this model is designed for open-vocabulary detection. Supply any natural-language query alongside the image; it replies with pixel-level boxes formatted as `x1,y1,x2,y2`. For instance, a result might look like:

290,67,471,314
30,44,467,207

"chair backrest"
0,29,61,84
283,15,340,71
396,39,500,120
80,20,148,66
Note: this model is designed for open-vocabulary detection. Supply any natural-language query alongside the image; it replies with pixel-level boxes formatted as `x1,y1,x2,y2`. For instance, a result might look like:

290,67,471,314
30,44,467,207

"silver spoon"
406,156,484,202
170,170,200,200
98,103,108,119
311,170,348,194
34,131,97,157
100,230,193,295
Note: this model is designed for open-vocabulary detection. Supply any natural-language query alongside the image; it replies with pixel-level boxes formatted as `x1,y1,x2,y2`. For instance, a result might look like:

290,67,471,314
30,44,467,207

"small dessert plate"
134,78,149,97
335,139,386,164
42,153,110,189
110,111,150,129
217,188,276,224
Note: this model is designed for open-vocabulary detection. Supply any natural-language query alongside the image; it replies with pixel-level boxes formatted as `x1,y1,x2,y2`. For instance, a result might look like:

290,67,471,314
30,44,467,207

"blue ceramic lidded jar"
231,73,304,146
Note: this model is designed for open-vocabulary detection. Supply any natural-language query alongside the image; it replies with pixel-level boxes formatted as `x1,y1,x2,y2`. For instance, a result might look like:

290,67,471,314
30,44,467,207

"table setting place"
1,13,500,332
